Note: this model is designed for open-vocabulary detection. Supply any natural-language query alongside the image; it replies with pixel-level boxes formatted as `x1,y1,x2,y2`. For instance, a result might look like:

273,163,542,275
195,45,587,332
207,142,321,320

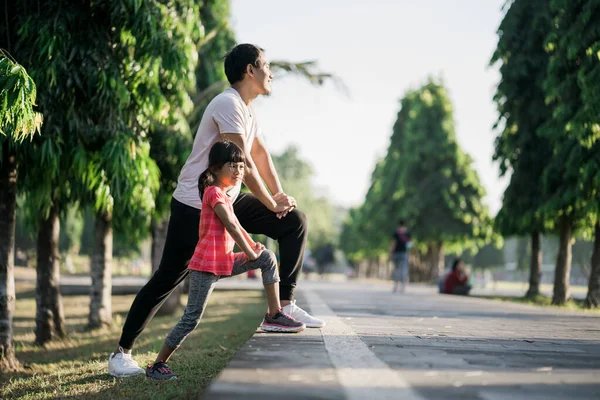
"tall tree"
340,81,493,280
0,53,42,370
400,79,493,278
3,1,69,345
490,0,554,297
10,0,199,337
543,0,600,305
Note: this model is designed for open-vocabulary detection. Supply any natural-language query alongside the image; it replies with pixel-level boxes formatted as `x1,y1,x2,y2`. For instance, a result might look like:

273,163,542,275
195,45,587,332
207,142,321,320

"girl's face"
215,161,245,187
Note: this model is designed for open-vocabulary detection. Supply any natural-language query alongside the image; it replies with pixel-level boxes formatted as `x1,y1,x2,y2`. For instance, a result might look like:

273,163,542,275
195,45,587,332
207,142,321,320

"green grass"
2,281,266,399
476,293,600,313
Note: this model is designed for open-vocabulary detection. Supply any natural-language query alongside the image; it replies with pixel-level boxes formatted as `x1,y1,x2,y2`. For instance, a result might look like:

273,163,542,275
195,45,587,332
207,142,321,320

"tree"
490,0,554,297
9,0,199,337
0,52,42,370
340,80,493,281
400,79,493,278
542,0,600,305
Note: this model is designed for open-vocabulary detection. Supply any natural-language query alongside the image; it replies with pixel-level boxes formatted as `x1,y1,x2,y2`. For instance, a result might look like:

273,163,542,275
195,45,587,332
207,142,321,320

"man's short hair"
398,219,406,226
224,44,264,85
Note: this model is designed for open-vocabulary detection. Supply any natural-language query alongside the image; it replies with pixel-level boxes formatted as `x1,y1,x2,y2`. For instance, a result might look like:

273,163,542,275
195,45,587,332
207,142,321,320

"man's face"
250,53,273,96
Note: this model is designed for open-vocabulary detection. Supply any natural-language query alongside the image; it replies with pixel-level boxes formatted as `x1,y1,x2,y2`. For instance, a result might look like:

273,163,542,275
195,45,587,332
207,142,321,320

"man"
108,43,325,377
443,258,471,295
388,220,412,293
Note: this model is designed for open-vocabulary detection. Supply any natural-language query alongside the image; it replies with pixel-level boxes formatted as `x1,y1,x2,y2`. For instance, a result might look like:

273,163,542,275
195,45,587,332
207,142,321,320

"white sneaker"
108,347,145,377
281,300,326,328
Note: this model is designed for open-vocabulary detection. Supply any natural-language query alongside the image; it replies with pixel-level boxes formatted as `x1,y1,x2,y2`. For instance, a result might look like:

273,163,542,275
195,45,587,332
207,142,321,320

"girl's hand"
254,242,265,251
250,249,263,260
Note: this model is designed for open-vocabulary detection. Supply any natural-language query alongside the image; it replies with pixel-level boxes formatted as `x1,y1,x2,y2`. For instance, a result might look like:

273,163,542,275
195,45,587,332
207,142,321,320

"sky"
230,0,509,215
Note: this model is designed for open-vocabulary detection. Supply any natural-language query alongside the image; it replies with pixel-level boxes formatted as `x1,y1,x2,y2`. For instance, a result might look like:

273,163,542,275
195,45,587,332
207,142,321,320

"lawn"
1,280,266,399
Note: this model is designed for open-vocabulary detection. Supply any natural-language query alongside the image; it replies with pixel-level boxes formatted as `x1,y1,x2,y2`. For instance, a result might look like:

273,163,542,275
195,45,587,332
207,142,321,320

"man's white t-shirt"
172,87,261,210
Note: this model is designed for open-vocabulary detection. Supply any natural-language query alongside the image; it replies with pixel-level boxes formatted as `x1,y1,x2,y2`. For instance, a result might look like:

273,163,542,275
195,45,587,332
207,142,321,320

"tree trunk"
88,212,112,329
526,231,542,298
585,222,600,308
0,143,18,370
552,217,573,305
151,217,182,316
428,241,444,281
35,204,65,346
436,242,445,280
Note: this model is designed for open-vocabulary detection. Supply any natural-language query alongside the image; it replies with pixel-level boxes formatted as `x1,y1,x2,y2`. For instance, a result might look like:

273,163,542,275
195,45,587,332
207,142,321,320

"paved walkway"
203,280,600,400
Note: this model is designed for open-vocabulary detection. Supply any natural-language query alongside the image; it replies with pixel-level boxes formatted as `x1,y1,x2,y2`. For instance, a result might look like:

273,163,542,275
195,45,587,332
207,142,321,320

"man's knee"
288,209,308,233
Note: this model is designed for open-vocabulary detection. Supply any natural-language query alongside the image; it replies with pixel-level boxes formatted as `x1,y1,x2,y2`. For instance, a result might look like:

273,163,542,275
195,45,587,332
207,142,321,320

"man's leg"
233,193,324,328
233,192,307,303
118,198,200,350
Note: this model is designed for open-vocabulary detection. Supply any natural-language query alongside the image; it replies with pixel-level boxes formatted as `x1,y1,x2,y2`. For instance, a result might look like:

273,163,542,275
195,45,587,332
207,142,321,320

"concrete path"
202,280,600,400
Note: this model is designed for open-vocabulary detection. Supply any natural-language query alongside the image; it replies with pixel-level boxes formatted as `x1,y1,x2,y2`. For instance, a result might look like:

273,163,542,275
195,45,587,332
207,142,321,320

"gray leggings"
165,250,279,349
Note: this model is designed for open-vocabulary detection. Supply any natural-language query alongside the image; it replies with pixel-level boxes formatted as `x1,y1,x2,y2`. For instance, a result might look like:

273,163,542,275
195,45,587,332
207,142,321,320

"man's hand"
254,242,266,251
273,192,296,208
273,192,296,219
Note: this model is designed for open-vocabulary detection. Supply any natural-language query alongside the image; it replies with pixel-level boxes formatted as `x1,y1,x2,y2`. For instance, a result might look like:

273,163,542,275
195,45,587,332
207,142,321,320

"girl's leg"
154,271,218,364
228,251,280,314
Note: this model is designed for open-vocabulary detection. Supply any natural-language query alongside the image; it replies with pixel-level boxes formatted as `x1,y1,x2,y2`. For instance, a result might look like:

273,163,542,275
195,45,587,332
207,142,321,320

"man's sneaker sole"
304,321,326,328
261,322,306,333
109,369,145,378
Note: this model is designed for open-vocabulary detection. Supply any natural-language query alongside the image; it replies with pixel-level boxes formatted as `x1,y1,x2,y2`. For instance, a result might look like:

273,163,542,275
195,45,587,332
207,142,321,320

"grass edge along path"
474,293,600,314
2,282,266,399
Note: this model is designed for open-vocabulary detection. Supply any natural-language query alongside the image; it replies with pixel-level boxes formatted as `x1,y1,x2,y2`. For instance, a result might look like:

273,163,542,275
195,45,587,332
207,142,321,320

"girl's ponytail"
198,168,215,200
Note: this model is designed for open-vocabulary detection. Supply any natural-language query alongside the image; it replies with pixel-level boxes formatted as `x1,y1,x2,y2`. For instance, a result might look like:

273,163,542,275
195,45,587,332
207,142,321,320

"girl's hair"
198,140,245,199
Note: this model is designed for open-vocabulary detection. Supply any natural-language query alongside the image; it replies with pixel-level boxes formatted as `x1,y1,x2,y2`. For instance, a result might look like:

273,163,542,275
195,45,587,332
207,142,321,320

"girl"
146,141,305,381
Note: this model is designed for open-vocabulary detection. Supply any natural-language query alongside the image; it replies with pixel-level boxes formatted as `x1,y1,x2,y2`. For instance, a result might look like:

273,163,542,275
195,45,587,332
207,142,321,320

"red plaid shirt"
188,186,245,275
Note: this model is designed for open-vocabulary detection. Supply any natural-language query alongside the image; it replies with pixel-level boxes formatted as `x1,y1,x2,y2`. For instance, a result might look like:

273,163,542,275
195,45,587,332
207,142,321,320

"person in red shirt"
146,141,305,381
444,258,472,295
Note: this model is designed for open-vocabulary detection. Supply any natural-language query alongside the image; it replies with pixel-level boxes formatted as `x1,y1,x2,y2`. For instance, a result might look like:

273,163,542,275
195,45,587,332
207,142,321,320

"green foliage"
490,0,554,236
0,52,42,145
9,0,200,235
399,80,493,252
539,0,600,230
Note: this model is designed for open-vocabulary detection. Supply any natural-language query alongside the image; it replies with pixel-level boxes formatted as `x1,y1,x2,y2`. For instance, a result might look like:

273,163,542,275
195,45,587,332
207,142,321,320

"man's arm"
251,135,283,195
220,133,291,212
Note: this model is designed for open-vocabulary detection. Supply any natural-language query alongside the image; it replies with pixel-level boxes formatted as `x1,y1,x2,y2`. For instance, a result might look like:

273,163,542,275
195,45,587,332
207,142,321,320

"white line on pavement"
304,289,427,400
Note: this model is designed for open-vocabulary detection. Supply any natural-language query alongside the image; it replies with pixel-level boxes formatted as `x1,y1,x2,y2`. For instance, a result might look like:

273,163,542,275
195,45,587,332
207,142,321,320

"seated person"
443,258,471,295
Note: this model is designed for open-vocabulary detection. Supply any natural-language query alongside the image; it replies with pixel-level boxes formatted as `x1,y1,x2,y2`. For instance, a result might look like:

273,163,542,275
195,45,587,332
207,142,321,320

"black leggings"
118,194,307,349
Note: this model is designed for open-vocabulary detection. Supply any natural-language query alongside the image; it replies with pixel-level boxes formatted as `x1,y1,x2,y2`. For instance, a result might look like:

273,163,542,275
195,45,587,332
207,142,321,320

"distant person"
388,220,412,293
108,43,324,378
145,141,305,381
443,258,471,295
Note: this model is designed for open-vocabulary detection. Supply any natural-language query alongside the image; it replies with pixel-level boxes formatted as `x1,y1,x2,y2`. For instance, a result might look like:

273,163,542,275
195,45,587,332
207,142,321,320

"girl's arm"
213,203,259,260
240,227,256,249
